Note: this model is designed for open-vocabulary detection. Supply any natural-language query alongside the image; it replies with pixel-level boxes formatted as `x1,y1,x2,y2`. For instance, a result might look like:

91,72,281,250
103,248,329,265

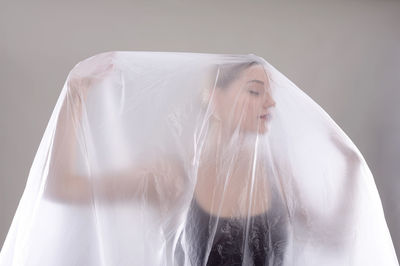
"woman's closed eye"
248,89,261,96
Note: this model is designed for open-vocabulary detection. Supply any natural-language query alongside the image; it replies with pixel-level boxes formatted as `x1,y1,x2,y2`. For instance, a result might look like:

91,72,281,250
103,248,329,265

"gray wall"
1,0,399,258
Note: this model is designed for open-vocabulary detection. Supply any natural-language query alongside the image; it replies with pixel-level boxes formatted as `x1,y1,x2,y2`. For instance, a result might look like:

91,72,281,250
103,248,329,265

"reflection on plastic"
0,51,398,266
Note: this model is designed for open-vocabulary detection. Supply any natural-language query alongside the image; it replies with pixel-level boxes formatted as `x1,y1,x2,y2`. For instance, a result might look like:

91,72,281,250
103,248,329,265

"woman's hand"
67,51,116,105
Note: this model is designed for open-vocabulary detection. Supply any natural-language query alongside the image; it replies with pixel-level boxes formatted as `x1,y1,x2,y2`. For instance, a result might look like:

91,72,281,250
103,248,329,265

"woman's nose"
263,93,276,109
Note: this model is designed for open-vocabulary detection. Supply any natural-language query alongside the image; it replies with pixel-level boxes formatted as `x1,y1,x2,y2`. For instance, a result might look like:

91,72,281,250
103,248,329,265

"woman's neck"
200,121,260,182
195,123,271,214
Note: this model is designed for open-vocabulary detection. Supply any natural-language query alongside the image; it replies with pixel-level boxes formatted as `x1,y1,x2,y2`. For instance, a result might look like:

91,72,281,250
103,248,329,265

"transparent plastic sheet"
0,51,398,266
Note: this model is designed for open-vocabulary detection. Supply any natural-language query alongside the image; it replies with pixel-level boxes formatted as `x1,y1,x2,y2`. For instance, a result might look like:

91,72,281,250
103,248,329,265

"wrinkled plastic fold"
0,51,398,266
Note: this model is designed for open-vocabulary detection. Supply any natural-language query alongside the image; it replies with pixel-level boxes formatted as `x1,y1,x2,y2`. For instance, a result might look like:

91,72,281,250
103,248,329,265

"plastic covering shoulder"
0,51,398,266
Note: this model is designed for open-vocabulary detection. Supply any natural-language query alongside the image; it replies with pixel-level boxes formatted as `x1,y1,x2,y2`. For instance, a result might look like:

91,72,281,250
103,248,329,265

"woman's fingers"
67,52,116,103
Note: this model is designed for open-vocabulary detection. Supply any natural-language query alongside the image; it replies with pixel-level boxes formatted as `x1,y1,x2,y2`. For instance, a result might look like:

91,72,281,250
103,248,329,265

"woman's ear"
201,87,222,121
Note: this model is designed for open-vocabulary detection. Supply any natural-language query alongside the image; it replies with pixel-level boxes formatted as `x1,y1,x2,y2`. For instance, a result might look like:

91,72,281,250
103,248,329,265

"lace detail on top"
184,190,288,266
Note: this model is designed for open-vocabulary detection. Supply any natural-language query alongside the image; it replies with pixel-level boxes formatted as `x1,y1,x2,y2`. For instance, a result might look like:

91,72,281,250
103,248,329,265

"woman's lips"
259,113,271,120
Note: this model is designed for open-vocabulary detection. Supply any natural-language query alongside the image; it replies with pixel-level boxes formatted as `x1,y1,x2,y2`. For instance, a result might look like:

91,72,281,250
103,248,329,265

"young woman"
44,53,288,264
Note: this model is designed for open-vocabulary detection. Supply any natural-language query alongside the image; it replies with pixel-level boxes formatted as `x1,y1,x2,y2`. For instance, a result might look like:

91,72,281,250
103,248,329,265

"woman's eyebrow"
246,79,264,85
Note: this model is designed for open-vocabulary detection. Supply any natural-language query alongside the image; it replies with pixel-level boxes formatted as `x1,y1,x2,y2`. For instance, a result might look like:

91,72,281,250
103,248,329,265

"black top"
183,189,288,266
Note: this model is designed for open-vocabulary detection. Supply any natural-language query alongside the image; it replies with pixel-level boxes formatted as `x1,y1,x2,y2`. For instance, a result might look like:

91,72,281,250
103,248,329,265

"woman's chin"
258,128,268,135
240,123,269,135
257,123,268,134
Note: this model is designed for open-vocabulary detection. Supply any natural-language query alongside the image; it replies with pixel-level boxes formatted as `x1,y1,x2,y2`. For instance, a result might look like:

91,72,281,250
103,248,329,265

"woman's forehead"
233,65,269,88
242,65,268,81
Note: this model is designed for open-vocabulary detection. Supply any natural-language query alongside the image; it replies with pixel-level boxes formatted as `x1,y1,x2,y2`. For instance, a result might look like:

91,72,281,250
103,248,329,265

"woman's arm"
274,130,362,237
44,91,186,207
289,131,362,240
43,93,91,204
44,52,186,207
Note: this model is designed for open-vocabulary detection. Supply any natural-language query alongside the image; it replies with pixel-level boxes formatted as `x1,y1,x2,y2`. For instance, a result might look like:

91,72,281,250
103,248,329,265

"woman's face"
214,64,276,135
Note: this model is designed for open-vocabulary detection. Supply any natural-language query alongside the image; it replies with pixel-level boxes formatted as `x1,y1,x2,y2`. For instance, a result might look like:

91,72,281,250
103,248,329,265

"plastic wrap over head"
0,51,398,266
